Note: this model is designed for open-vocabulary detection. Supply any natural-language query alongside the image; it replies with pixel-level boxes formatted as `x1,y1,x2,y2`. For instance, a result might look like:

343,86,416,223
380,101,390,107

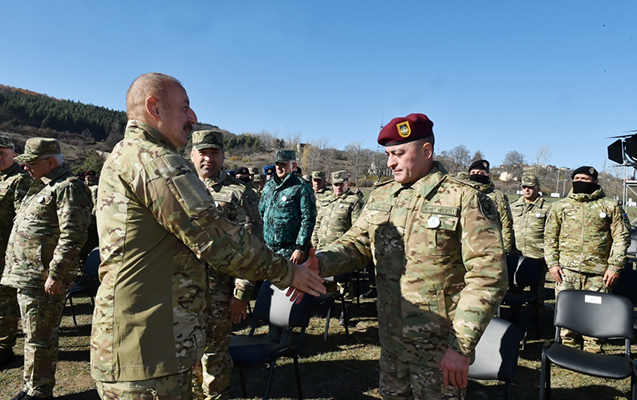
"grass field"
0,280,634,400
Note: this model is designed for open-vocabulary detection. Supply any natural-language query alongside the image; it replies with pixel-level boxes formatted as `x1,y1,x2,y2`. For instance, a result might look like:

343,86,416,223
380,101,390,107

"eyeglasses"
26,157,51,167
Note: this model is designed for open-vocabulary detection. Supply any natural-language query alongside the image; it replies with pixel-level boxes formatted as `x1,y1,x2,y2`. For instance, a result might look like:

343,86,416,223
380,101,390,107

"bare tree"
286,132,302,151
472,150,485,162
502,150,526,181
440,145,472,175
533,145,552,175
345,142,364,182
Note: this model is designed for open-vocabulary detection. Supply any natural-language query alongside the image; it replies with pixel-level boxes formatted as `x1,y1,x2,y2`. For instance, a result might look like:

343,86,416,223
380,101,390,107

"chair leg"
539,344,549,400
239,366,247,397
521,304,530,351
69,297,78,327
323,305,332,353
503,381,511,400
631,363,636,400
342,297,349,337
263,359,277,400
292,352,303,400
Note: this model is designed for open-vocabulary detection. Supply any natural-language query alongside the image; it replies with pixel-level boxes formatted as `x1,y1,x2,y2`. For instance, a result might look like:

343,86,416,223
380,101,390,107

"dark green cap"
311,171,325,180
0,136,15,151
192,130,224,151
15,138,61,162
275,150,296,163
331,170,349,183
521,175,539,187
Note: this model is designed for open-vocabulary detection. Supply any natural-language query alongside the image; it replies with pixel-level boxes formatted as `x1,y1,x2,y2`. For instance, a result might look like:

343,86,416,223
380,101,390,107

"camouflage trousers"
96,371,192,400
554,270,607,352
200,270,234,400
379,350,465,400
17,287,66,397
0,284,19,349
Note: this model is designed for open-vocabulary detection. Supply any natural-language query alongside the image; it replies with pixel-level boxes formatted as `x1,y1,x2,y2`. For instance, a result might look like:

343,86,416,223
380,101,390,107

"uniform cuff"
233,288,253,302
447,334,470,357
609,265,624,273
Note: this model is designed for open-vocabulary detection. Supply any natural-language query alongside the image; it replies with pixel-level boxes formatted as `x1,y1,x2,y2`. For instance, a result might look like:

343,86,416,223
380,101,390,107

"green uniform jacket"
203,168,261,301
312,188,365,249
2,164,91,289
91,121,296,382
511,195,551,259
259,172,316,256
314,186,333,209
0,162,32,273
316,162,507,364
544,187,630,275
475,181,515,254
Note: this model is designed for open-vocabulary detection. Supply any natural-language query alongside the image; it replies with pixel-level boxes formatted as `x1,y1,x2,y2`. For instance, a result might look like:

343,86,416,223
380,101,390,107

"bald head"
126,73,183,120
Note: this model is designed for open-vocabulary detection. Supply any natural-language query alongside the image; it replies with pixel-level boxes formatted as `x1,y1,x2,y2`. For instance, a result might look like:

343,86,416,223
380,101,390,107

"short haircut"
46,153,64,165
126,73,182,120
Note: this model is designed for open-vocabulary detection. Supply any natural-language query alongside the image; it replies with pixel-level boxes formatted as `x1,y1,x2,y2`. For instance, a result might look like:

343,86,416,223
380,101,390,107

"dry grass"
1,286,634,400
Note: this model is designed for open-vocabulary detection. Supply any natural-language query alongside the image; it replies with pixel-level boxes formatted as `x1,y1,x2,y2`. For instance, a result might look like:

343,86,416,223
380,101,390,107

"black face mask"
469,174,490,184
572,181,599,194
238,176,252,184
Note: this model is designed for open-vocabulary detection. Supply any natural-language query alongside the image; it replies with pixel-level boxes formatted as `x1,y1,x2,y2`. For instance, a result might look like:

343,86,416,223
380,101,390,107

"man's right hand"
286,248,325,303
549,265,564,284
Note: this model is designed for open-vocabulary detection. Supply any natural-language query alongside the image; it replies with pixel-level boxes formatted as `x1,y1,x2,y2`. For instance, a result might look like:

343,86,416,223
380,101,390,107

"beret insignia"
397,121,411,138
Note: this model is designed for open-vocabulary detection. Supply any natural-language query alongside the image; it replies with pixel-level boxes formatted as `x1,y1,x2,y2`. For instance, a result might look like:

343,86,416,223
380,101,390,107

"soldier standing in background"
544,166,630,353
311,170,332,208
252,173,266,196
468,159,516,254
510,174,551,329
0,136,32,370
2,138,92,400
304,113,507,399
91,73,324,399
189,129,262,400
260,150,316,343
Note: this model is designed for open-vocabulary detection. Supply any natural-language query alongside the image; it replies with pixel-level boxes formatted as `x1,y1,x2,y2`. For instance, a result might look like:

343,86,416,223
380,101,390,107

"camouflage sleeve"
351,197,365,225
311,205,323,248
543,205,562,269
450,191,507,357
135,154,295,289
48,181,92,282
13,172,32,210
233,278,255,301
315,205,374,277
294,183,317,250
607,202,631,272
240,187,263,240
498,195,515,254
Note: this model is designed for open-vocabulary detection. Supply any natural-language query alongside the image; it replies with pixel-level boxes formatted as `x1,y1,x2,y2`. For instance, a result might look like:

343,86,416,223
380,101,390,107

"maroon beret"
377,113,434,146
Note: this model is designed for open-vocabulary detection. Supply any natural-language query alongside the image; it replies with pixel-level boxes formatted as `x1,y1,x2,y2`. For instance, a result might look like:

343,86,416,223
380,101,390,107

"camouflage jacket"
511,195,551,259
314,186,333,208
312,188,365,249
544,187,630,275
315,161,507,364
259,172,316,257
203,168,262,301
475,181,515,254
92,120,296,382
0,162,32,272
87,181,99,215
1,164,91,289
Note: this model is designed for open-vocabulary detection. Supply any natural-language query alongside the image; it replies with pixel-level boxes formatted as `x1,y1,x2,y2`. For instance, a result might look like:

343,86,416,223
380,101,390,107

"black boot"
9,391,27,400
0,348,15,369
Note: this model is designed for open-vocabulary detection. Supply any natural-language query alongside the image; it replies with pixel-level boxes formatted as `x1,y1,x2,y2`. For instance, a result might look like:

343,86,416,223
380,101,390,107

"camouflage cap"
15,137,61,162
312,171,326,180
275,150,296,163
521,175,539,187
192,129,224,151
0,136,15,151
253,174,265,182
331,170,349,183
249,167,259,175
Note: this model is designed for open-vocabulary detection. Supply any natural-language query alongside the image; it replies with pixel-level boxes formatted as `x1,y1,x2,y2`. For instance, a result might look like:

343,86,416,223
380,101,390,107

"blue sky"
1,1,636,171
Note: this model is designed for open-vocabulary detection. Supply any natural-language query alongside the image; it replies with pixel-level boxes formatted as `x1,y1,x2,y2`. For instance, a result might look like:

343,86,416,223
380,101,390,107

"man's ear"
145,96,161,122
422,141,433,159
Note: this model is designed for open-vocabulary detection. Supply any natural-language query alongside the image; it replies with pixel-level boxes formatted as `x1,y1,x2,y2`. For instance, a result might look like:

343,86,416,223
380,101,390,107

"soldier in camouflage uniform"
260,150,316,342
2,138,92,400
253,173,266,196
91,73,324,399
544,166,630,353
509,174,551,328
189,129,262,400
311,170,333,208
305,114,507,400
0,136,32,369
468,160,516,254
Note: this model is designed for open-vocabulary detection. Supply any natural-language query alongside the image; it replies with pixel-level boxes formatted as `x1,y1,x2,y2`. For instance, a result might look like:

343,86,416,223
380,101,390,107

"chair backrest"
554,290,634,339
468,317,520,383
506,255,543,287
612,260,637,305
82,247,101,278
252,280,313,329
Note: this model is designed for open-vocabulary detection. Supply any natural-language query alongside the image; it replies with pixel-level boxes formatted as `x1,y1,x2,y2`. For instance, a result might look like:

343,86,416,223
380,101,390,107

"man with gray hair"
91,73,324,399
0,136,32,370
2,138,92,400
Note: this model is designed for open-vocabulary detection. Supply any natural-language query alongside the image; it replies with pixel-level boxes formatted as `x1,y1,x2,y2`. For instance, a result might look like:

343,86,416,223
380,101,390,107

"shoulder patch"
478,194,498,221
172,173,213,216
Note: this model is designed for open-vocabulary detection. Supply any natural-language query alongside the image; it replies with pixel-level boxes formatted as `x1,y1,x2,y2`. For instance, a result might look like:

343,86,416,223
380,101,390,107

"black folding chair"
228,280,313,400
313,272,351,352
64,247,100,326
469,317,520,400
539,290,636,399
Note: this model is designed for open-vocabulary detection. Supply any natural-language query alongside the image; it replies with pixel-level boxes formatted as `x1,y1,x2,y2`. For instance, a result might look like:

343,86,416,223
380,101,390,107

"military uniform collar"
126,120,177,151
568,187,605,202
210,168,229,185
388,161,447,198
0,162,21,177
474,180,495,193
273,172,298,187
41,163,71,185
